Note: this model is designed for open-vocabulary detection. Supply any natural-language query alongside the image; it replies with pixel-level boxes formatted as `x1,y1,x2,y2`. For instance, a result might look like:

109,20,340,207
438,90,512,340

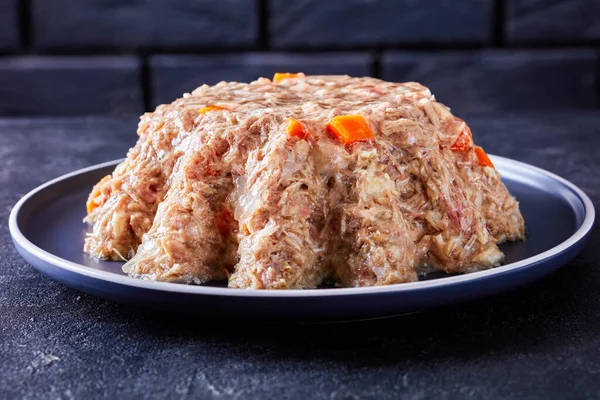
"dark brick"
0,57,143,116
32,0,258,51
150,53,372,107
381,50,597,114
507,0,600,43
0,0,19,51
268,0,492,49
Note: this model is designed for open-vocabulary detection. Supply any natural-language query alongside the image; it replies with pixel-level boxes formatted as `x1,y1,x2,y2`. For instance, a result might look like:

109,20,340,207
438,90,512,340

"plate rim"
9,155,595,298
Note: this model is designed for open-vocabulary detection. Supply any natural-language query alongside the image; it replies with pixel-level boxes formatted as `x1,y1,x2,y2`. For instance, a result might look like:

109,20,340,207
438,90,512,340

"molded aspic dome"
84,74,524,289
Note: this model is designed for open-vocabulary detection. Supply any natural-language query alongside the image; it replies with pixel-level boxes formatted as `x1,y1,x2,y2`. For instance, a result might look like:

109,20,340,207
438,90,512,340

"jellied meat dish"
83,74,525,289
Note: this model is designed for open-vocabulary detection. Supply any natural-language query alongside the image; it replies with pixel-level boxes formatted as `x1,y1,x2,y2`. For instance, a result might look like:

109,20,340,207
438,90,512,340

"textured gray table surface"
0,113,598,400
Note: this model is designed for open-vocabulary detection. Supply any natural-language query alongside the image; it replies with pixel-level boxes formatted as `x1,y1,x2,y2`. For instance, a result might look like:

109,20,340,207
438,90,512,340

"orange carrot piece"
199,105,230,114
86,175,111,213
474,146,494,168
450,128,473,152
286,118,307,139
273,72,305,83
326,115,374,145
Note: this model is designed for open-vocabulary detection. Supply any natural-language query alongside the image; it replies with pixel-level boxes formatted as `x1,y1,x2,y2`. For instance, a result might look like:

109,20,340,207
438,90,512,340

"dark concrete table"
1,113,598,399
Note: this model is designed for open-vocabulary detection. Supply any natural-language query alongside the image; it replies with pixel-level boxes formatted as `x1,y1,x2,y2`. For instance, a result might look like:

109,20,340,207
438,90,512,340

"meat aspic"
84,74,525,289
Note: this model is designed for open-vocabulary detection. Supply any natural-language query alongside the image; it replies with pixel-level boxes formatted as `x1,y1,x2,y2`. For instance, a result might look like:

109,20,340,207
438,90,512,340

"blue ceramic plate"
9,156,595,321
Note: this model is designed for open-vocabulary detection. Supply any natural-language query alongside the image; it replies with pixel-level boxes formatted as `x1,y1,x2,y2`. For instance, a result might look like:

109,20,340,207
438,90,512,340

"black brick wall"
507,0,600,44
32,0,259,51
0,0,598,116
381,50,597,113
0,57,143,115
268,0,493,48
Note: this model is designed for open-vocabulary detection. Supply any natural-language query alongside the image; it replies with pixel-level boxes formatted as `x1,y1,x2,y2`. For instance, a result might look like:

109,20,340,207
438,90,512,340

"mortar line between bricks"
372,51,381,79
492,0,506,48
140,56,153,112
18,0,33,49
258,0,269,50
22,43,600,58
